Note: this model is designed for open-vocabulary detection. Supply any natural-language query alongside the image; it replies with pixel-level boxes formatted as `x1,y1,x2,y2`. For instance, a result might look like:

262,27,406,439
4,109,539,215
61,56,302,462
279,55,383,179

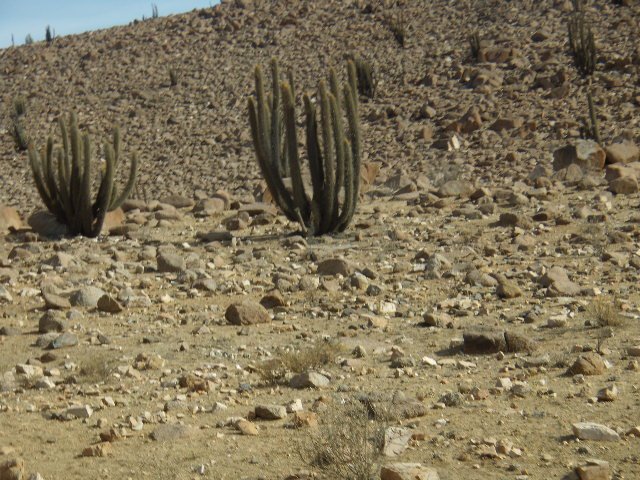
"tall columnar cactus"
248,58,361,236
28,113,137,237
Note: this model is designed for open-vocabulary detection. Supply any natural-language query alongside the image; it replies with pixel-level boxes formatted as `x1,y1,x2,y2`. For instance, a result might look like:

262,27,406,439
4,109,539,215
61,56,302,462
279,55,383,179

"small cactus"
568,13,596,76
468,32,481,62
28,113,137,237
352,56,377,99
248,58,361,236
583,87,601,144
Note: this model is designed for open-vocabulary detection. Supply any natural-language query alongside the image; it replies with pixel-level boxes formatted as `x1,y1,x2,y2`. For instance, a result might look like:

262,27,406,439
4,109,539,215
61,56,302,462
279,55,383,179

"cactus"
248,58,361,236
469,32,481,62
568,13,596,76
28,112,137,237
352,56,377,99
583,87,601,144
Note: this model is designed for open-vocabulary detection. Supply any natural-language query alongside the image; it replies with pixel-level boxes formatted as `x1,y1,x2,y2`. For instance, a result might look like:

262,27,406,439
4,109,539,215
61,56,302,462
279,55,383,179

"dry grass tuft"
79,354,118,384
298,400,384,480
588,296,623,328
255,341,344,385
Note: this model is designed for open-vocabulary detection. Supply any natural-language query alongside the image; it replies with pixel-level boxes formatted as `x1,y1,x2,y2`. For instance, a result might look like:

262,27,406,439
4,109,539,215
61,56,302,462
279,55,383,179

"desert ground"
1,1,640,479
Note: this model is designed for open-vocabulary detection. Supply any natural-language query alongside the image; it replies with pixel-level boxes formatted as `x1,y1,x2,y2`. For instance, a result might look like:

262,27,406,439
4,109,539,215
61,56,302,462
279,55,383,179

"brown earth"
1,1,640,479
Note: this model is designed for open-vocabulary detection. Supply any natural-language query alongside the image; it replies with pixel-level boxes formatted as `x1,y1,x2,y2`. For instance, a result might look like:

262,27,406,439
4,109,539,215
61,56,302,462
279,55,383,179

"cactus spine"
28,112,137,237
248,58,361,236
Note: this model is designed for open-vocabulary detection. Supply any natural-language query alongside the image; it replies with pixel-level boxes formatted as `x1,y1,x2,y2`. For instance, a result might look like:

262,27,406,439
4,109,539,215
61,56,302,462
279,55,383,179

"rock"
42,291,70,310
225,300,271,325
289,371,330,389
81,443,112,457
497,212,533,229
596,385,618,402
609,175,638,194
157,252,186,273
102,208,125,234
437,180,474,198
150,424,196,442
316,258,353,276
192,278,217,292
463,331,507,354
15,364,43,378
38,311,68,333
236,419,259,436
505,332,536,352
628,345,640,357
158,195,195,209
465,269,498,287
438,392,464,407
0,457,25,480
66,405,93,419
495,275,522,299
605,141,639,164
0,286,12,304
260,290,286,309
576,459,611,480
539,266,580,296
70,286,106,308
553,140,606,171
380,463,440,480
193,197,226,216
0,206,22,233
48,332,78,349
572,422,620,442
383,427,412,457
255,404,287,420
567,353,607,376
28,211,68,237
97,294,123,313
292,411,318,428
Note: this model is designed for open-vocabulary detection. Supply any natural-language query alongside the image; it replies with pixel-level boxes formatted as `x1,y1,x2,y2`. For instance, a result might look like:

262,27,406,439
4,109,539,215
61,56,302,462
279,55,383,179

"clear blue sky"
0,0,218,48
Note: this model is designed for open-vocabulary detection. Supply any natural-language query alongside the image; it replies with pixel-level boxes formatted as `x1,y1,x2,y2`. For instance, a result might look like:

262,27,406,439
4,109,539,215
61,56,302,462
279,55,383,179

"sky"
0,0,218,48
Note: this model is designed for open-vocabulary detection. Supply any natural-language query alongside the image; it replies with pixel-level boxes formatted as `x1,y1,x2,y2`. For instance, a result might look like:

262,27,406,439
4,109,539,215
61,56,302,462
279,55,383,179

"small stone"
605,141,639,164
553,140,606,171
575,459,611,480
70,286,106,309
157,252,186,273
96,294,123,314
0,457,25,480
254,404,287,420
292,411,318,428
48,332,78,350
236,420,258,435
463,331,507,354
66,405,93,419
289,371,330,389
259,290,285,309
81,443,112,457
495,275,522,299
42,291,70,310
628,345,640,357
38,311,68,333
225,300,271,325
596,385,618,402
567,353,606,376
380,463,440,480
316,258,353,276
572,422,620,442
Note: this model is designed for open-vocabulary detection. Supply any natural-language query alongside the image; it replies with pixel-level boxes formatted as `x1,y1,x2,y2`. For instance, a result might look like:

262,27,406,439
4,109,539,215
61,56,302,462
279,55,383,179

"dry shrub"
79,354,117,384
588,296,623,327
299,400,384,480
255,342,344,385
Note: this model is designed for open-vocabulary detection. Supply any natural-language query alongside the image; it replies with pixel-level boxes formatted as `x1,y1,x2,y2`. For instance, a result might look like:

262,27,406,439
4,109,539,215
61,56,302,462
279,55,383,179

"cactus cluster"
352,56,377,99
28,113,137,237
248,58,361,236
568,13,596,76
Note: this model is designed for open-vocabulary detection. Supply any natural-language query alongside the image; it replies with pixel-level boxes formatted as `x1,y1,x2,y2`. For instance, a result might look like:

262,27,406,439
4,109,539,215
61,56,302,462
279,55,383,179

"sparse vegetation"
588,296,623,328
45,25,54,44
568,13,596,76
168,67,179,87
351,56,377,99
582,87,601,144
79,354,117,384
247,58,362,236
24,34,33,45
255,341,343,385
151,3,159,19
388,12,406,47
10,96,29,151
469,31,481,62
28,112,137,237
298,400,384,480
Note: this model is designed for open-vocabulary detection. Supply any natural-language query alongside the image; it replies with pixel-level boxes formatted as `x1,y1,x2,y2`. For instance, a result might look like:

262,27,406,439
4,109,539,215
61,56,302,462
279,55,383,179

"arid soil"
1,1,640,479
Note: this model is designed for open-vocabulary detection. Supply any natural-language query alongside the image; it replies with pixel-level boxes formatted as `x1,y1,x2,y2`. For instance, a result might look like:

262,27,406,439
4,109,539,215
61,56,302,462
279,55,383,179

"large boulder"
553,140,606,171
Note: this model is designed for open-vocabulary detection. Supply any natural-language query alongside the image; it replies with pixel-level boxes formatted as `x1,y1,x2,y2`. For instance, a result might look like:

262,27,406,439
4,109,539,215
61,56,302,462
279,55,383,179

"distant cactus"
568,13,596,76
352,56,377,99
582,87,601,144
388,12,407,47
11,96,28,151
169,67,179,87
28,113,137,237
468,31,481,62
45,25,54,44
248,58,361,236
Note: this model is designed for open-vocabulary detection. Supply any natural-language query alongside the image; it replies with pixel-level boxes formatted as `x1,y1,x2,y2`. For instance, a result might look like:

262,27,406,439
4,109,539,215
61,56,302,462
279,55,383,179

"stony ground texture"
1,0,640,479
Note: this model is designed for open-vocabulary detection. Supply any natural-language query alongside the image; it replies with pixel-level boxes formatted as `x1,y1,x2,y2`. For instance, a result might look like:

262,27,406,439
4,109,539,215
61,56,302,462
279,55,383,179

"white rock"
572,422,620,441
